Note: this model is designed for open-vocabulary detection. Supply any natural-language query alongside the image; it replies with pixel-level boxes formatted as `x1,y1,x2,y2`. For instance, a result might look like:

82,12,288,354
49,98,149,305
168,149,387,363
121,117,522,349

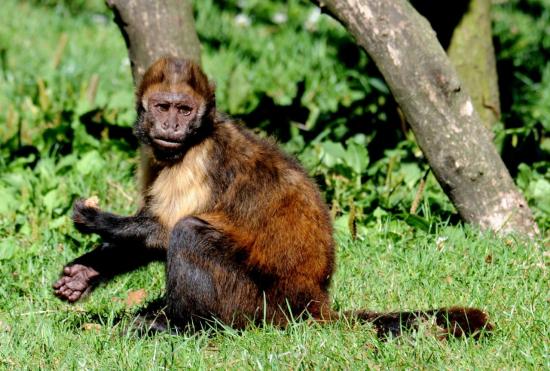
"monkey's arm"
72,198,168,249
53,242,165,302
54,199,168,302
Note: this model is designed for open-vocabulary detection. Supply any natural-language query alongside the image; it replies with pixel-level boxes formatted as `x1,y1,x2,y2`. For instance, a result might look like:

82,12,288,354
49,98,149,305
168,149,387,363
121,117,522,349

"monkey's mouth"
152,137,183,150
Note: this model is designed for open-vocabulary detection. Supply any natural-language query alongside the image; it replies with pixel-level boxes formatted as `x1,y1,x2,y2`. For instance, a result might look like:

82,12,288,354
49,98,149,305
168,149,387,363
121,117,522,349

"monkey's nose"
157,119,184,136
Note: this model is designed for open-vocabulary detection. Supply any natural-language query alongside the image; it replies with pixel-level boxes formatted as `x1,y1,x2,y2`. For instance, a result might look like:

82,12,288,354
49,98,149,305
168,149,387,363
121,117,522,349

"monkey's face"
135,91,209,162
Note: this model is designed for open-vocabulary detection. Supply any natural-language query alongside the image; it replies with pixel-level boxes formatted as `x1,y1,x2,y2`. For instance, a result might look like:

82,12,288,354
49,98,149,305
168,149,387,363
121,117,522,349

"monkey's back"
208,121,335,315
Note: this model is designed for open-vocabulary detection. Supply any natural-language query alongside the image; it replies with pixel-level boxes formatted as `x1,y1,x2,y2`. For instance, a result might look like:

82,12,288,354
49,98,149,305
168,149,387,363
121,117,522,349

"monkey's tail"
337,307,493,339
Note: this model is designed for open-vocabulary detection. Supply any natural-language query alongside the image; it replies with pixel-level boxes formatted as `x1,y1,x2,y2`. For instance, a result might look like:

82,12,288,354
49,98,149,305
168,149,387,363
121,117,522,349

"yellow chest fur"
147,142,212,230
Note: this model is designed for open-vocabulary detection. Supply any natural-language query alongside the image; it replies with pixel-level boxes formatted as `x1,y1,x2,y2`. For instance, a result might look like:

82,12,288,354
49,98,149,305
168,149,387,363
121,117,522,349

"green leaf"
373,206,388,220
2,173,26,189
0,186,17,214
369,77,389,94
76,150,105,175
401,213,431,232
56,154,78,172
227,66,252,114
320,141,346,168
516,163,531,189
400,163,422,188
530,178,550,214
43,189,62,214
50,215,68,229
345,140,369,174
333,214,350,235
107,90,133,110
0,237,16,261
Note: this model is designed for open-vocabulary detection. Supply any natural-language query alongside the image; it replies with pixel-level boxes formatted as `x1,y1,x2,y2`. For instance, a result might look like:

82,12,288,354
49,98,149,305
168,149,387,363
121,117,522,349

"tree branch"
105,0,202,85
314,0,538,236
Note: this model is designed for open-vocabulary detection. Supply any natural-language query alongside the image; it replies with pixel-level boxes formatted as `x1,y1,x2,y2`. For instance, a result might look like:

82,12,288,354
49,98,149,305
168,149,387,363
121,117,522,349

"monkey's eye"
177,105,193,116
156,103,170,112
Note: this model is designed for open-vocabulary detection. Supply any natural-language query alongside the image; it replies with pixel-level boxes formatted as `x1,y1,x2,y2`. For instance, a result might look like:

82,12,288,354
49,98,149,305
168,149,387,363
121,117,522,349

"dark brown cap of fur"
136,57,215,106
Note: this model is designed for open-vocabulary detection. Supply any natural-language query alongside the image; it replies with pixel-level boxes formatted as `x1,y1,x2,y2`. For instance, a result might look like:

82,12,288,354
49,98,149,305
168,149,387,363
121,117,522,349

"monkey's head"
134,57,216,162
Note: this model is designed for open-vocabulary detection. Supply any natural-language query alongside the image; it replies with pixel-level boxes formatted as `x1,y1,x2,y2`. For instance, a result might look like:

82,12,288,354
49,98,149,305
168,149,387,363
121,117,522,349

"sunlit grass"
0,1,548,369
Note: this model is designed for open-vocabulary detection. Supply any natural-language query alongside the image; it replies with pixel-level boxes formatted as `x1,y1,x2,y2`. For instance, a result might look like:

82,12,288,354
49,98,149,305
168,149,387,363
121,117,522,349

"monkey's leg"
53,242,165,302
165,216,265,330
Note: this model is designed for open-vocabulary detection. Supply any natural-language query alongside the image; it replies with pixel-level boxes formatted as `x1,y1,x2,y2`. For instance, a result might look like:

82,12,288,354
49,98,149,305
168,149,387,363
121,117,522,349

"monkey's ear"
208,82,216,105
141,95,149,112
141,87,155,112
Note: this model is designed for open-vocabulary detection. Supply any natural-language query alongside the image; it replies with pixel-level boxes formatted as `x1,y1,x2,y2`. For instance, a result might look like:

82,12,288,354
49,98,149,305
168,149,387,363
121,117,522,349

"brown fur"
132,58,335,326
55,57,493,338
135,57,491,335
142,117,334,324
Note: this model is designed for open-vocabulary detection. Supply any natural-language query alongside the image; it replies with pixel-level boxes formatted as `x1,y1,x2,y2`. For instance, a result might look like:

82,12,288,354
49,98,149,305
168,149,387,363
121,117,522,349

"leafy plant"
1,0,548,242
0,2,547,369
493,0,550,173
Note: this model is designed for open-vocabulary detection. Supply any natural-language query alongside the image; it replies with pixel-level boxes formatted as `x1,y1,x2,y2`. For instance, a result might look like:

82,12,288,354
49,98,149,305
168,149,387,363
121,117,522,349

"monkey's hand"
53,264,100,302
72,198,102,234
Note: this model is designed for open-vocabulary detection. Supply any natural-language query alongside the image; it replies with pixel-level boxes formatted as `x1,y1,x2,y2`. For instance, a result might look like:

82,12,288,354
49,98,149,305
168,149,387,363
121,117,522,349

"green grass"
0,0,549,369
0,224,547,369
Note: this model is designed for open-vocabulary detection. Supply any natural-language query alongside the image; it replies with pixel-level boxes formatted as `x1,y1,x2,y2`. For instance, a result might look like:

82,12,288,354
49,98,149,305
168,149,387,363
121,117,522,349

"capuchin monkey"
54,57,492,338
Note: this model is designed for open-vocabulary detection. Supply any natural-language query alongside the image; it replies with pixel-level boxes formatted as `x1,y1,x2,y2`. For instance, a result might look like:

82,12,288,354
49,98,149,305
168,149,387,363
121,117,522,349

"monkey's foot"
124,299,178,336
53,264,100,302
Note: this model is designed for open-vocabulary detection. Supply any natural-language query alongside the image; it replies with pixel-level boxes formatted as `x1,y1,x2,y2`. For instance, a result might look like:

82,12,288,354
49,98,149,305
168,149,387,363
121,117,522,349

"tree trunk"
448,0,500,130
314,0,538,236
105,0,202,85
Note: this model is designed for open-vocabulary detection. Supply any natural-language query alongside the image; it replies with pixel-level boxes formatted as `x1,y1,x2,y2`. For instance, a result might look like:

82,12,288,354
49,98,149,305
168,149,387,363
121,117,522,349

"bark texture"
448,0,500,130
106,0,202,84
315,0,538,236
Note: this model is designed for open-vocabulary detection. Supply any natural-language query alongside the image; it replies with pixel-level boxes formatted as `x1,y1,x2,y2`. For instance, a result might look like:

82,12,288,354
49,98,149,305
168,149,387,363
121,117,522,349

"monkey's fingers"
53,264,100,302
67,291,82,302
63,264,89,276
83,196,100,209
57,264,99,282
72,199,101,233
52,275,70,289
63,277,89,291
55,287,84,302
53,278,88,302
